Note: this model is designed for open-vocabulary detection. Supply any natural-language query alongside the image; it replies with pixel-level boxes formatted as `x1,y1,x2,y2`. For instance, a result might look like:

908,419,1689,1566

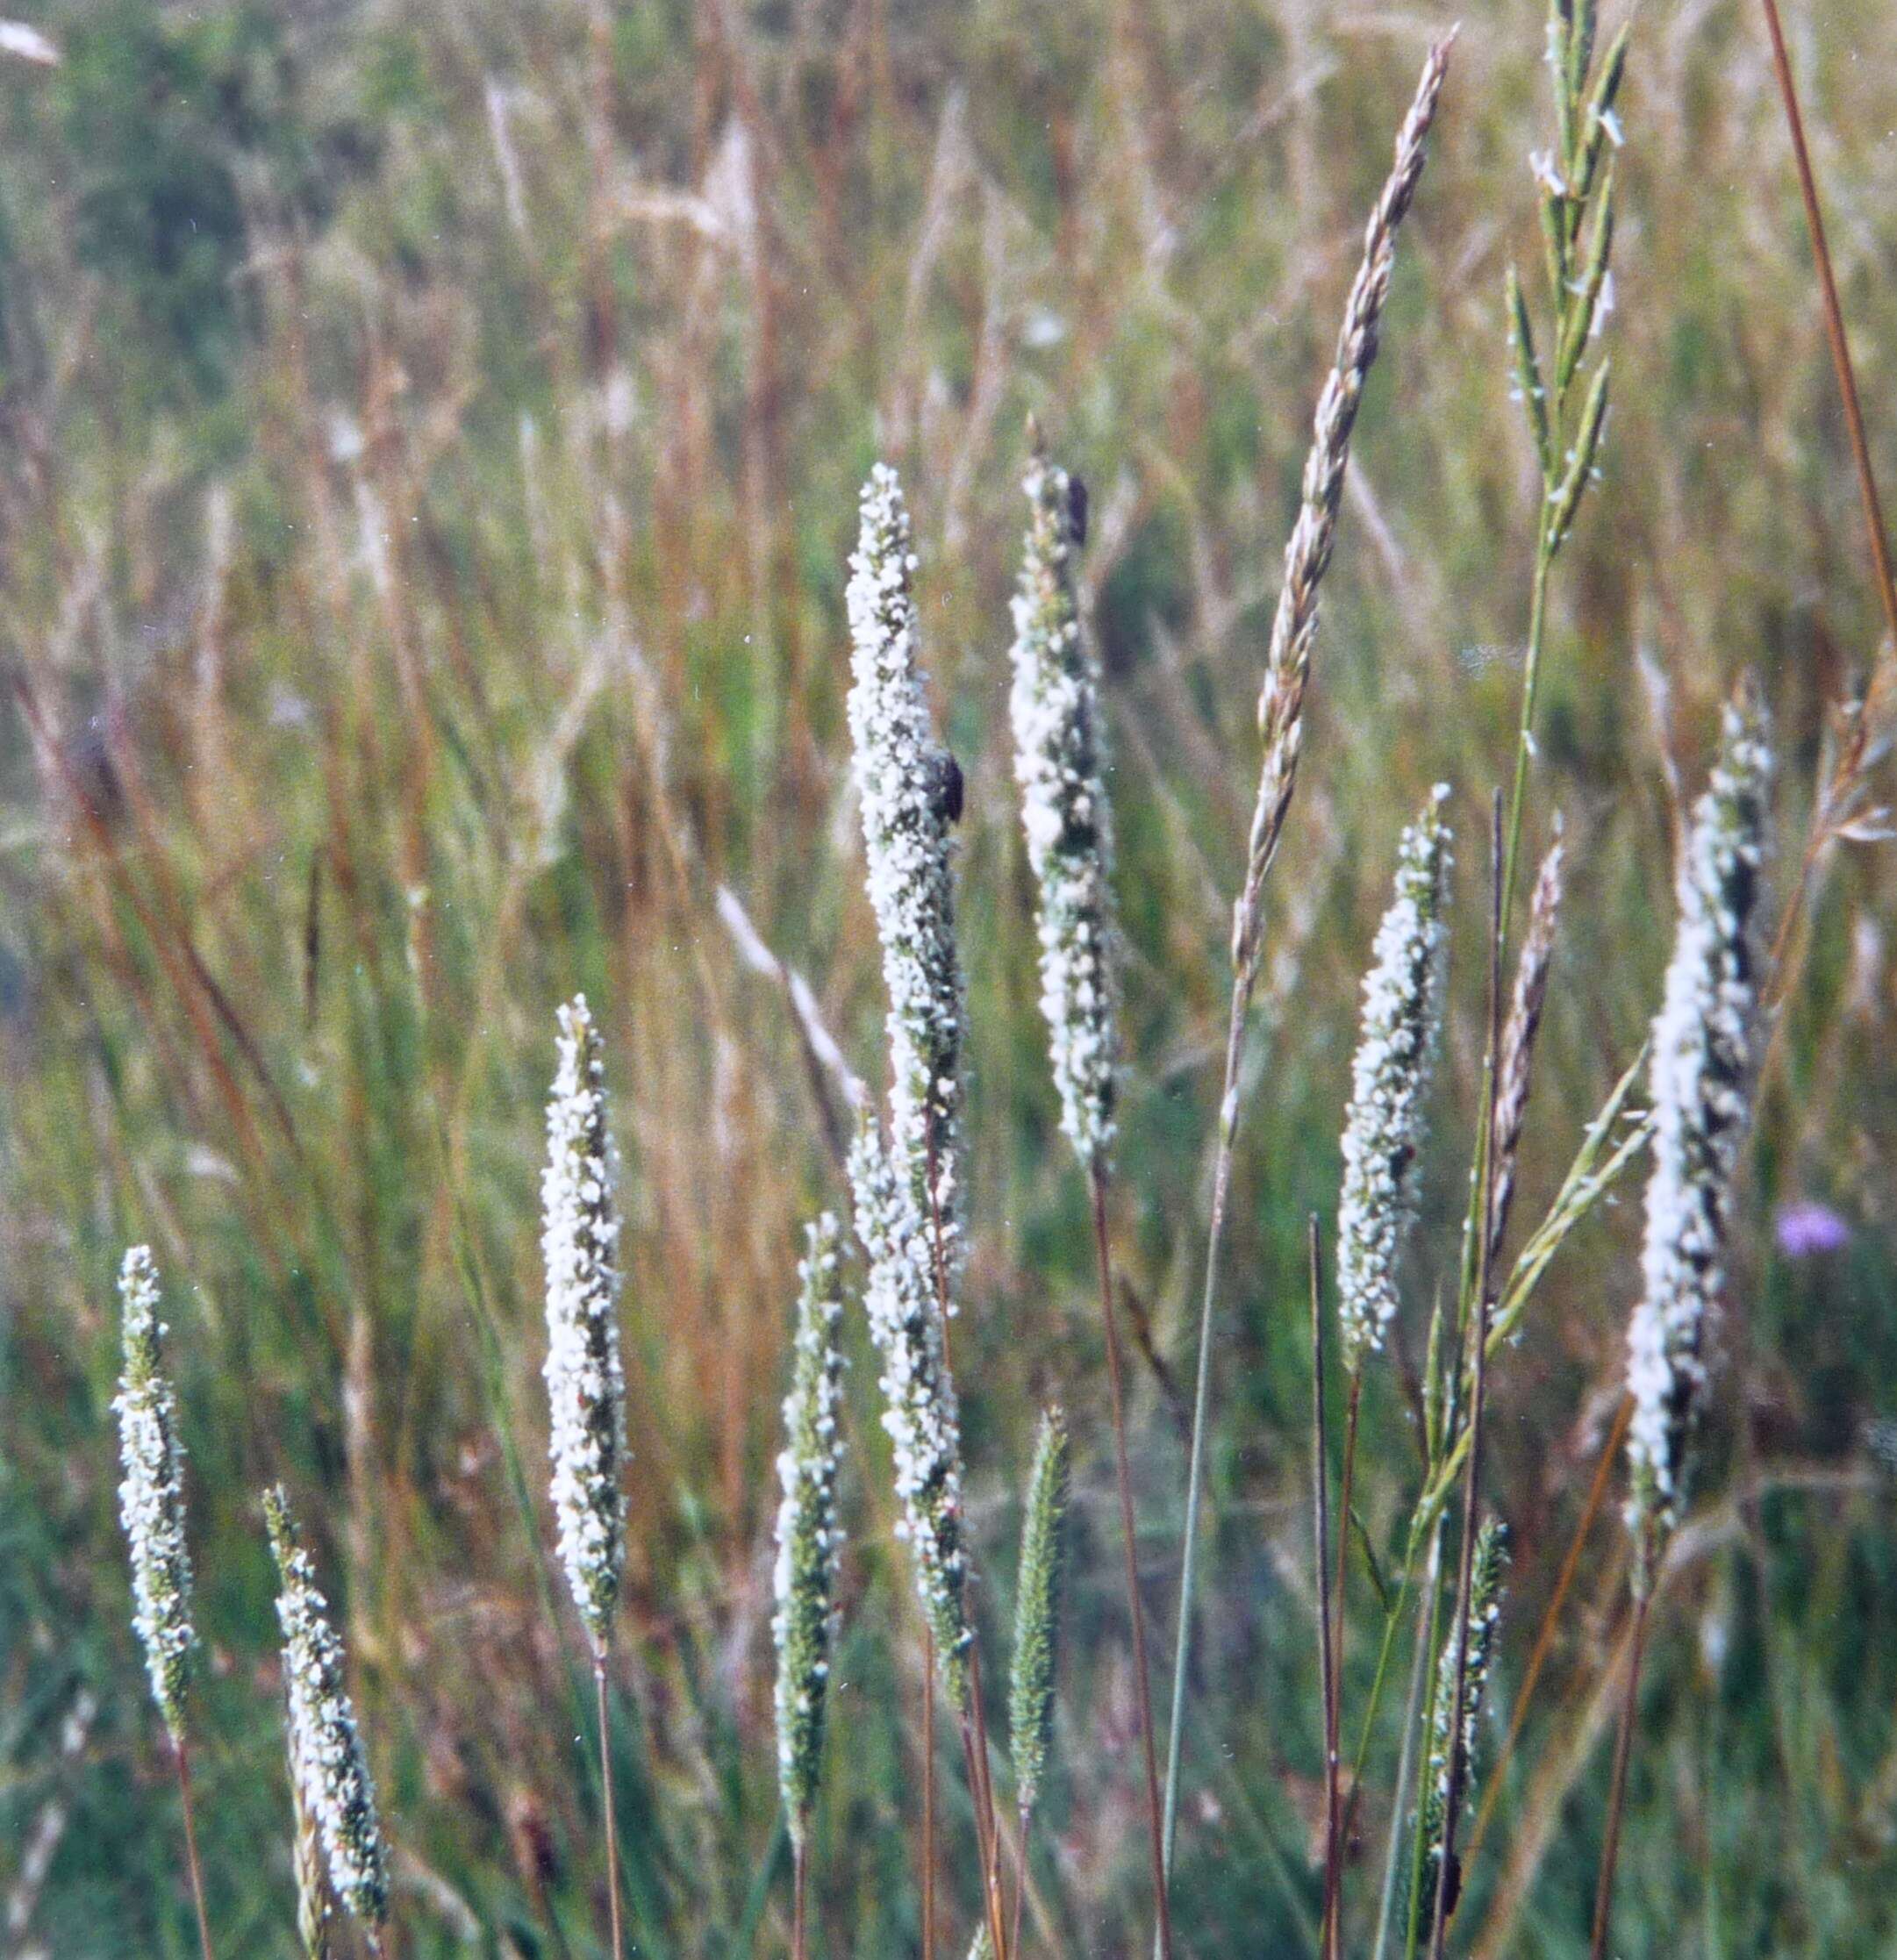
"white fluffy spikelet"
540,994,628,1654
846,1113,972,1709
1336,789,1453,1370
112,1245,197,1741
846,464,964,1234
773,1212,848,1841
265,1484,390,1935
1008,442,1118,1168
1627,692,1771,1565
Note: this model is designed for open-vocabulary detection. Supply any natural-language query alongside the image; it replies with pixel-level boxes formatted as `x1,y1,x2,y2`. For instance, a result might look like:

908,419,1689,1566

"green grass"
4,0,1897,1953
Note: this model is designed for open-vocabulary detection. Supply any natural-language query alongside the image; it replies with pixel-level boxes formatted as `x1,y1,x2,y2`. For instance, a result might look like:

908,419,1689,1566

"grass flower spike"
265,1484,390,1938
774,1212,849,1841
113,1246,197,1740
1008,436,1117,1168
846,463,964,1229
1418,1518,1508,1933
1626,692,1772,1569
541,993,628,1654
1337,788,1452,1372
1235,33,1455,979
1007,1406,1070,1825
846,1112,972,1707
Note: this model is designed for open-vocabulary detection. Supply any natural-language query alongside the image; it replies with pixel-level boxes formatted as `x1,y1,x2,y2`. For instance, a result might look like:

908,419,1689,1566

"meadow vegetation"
4,0,1897,1954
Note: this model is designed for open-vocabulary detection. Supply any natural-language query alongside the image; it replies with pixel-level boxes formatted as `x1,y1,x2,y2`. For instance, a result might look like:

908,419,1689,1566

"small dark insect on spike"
303,851,322,1028
930,749,965,826
1065,473,1089,548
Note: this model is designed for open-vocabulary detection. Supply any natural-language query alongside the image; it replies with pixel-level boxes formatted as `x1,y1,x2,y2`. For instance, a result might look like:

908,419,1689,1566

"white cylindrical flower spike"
1627,692,1771,1570
773,1212,849,1842
846,1113,972,1710
1336,788,1453,1371
113,1245,197,1741
541,994,629,1655
265,1484,390,1936
1008,440,1118,1169
846,464,964,1235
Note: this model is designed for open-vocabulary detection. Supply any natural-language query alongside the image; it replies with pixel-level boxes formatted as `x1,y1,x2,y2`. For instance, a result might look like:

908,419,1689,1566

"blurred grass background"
2,0,1896,1953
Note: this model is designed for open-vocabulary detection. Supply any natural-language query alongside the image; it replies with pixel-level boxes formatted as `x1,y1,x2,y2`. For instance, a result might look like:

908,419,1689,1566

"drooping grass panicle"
1235,32,1455,980
1626,691,1772,1570
1336,787,1453,1373
773,1211,849,1842
846,462,964,1230
1417,1517,1508,1934
541,992,629,1655
1007,1405,1070,1825
264,1484,390,1935
1008,433,1118,1170
1488,825,1566,1266
113,1245,197,1742
846,1112,972,1707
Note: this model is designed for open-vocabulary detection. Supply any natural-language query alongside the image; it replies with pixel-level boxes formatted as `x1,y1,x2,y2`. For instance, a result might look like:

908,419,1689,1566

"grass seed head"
540,993,628,1655
846,1112,972,1709
1337,788,1453,1372
773,1211,849,1842
1627,690,1772,1567
1009,438,1119,1170
846,463,965,1236
112,1245,197,1742
1007,1405,1071,1823
265,1484,390,1935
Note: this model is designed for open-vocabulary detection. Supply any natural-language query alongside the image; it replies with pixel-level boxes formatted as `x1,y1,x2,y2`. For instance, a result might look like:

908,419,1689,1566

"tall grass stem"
1587,1589,1653,1960
596,1657,625,1960
1092,1166,1175,1960
174,1735,216,1960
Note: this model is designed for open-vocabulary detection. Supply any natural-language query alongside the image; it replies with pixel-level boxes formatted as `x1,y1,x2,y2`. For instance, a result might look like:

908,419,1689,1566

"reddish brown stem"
1091,1164,1175,1960
1588,1587,1654,1960
596,1656,625,1960
173,1734,217,1960
923,1623,938,1960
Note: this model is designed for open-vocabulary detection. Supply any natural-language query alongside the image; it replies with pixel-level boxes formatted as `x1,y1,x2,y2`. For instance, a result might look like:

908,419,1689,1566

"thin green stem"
1372,1526,1442,1960
1157,982,1252,1909
1309,1222,1341,1960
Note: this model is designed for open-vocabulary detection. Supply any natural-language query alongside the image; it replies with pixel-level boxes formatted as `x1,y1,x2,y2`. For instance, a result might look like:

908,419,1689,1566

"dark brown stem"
1466,1394,1632,1866
792,1836,808,1960
1091,1164,1176,1960
595,1656,625,1960
1309,1220,1342,1960
923,1623,938,1960
173,1734,217,1960
1588,1587,1654,1960
1427,792,1506,1960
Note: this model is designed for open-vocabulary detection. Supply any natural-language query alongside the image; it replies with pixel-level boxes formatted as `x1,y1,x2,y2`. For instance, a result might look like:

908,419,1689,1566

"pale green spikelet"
773,1212,849,1842
1007,1406,1070,1823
